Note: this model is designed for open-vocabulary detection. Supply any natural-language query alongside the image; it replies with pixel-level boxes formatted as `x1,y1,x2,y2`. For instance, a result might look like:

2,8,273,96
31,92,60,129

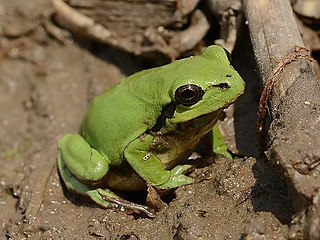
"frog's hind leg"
57,134,156,217
57,154,117,208
57,134,117,208
58,158,155,217
58,134,110,183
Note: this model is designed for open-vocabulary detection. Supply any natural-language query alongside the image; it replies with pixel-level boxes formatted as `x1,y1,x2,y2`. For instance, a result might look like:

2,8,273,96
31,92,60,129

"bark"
243,0,320,239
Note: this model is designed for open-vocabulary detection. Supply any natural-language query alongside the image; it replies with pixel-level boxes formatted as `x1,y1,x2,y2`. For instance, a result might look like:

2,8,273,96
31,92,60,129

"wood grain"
243,0,320,238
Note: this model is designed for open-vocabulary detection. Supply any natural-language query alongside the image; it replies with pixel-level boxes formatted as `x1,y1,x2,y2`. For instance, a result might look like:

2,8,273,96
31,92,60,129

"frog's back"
79,68,168,166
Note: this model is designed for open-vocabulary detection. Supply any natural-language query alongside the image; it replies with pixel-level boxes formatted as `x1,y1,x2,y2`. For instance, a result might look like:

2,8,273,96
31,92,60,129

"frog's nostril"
205,83,231,91
215,83,230,89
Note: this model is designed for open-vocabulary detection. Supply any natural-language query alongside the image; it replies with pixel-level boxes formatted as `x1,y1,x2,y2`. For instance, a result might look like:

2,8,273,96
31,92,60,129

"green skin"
57,45,245,217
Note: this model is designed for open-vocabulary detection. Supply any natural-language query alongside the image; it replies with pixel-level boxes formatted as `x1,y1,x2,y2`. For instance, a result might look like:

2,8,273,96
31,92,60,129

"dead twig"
256,45,315,146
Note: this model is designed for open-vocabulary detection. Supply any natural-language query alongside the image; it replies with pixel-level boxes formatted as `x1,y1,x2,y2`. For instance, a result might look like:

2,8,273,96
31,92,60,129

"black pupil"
181,89,195,100
175,84,203,106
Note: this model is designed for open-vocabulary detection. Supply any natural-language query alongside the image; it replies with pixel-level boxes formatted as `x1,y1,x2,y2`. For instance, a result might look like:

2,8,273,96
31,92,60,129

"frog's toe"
170,164,192,175
156,174,193,189
87,189,115,208
170,174,193,187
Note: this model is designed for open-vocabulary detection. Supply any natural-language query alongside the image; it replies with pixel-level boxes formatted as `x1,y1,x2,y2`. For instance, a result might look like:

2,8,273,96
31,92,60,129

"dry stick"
256,46,315,146
244,0,320,239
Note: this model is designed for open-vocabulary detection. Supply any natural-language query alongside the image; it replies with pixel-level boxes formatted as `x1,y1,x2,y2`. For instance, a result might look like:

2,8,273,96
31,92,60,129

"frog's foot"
96,189,156,218
155,165,193,190
213,146,233,160
58,158,155,218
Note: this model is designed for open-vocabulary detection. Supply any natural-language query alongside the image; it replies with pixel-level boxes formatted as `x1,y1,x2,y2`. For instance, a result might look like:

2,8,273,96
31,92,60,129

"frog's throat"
152,110,222,170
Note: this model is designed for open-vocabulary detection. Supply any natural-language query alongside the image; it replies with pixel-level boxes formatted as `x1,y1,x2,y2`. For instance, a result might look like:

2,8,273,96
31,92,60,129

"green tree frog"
57,45,245,217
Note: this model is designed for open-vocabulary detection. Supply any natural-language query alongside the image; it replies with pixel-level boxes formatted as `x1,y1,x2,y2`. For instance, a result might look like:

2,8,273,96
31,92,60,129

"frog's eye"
223,48,232,62
175,84,204,106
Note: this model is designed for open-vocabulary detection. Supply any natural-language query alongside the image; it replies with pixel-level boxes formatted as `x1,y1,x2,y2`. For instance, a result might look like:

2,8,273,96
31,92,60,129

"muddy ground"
0,1,317,239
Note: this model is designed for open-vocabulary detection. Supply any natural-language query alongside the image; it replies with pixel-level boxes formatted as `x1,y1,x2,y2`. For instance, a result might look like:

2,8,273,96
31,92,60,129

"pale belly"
152,111,221,169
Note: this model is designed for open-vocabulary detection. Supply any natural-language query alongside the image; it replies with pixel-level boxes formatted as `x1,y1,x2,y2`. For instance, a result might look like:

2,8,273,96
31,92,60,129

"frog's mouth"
151,96,226,133
175,109,222,134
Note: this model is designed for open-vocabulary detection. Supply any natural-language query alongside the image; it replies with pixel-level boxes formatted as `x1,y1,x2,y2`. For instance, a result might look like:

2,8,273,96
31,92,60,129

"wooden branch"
243,0,320,238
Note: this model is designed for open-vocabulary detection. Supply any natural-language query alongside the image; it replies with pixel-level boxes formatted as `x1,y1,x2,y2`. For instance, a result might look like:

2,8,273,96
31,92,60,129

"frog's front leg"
124,134,193,189
58,134,155,217
211,125,232,159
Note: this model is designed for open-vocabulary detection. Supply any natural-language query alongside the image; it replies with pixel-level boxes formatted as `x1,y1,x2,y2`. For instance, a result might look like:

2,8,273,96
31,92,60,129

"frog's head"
164,45,245,127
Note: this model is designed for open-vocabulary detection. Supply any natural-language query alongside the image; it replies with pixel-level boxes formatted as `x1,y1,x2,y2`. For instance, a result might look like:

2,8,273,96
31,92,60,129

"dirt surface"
1,1,315,239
